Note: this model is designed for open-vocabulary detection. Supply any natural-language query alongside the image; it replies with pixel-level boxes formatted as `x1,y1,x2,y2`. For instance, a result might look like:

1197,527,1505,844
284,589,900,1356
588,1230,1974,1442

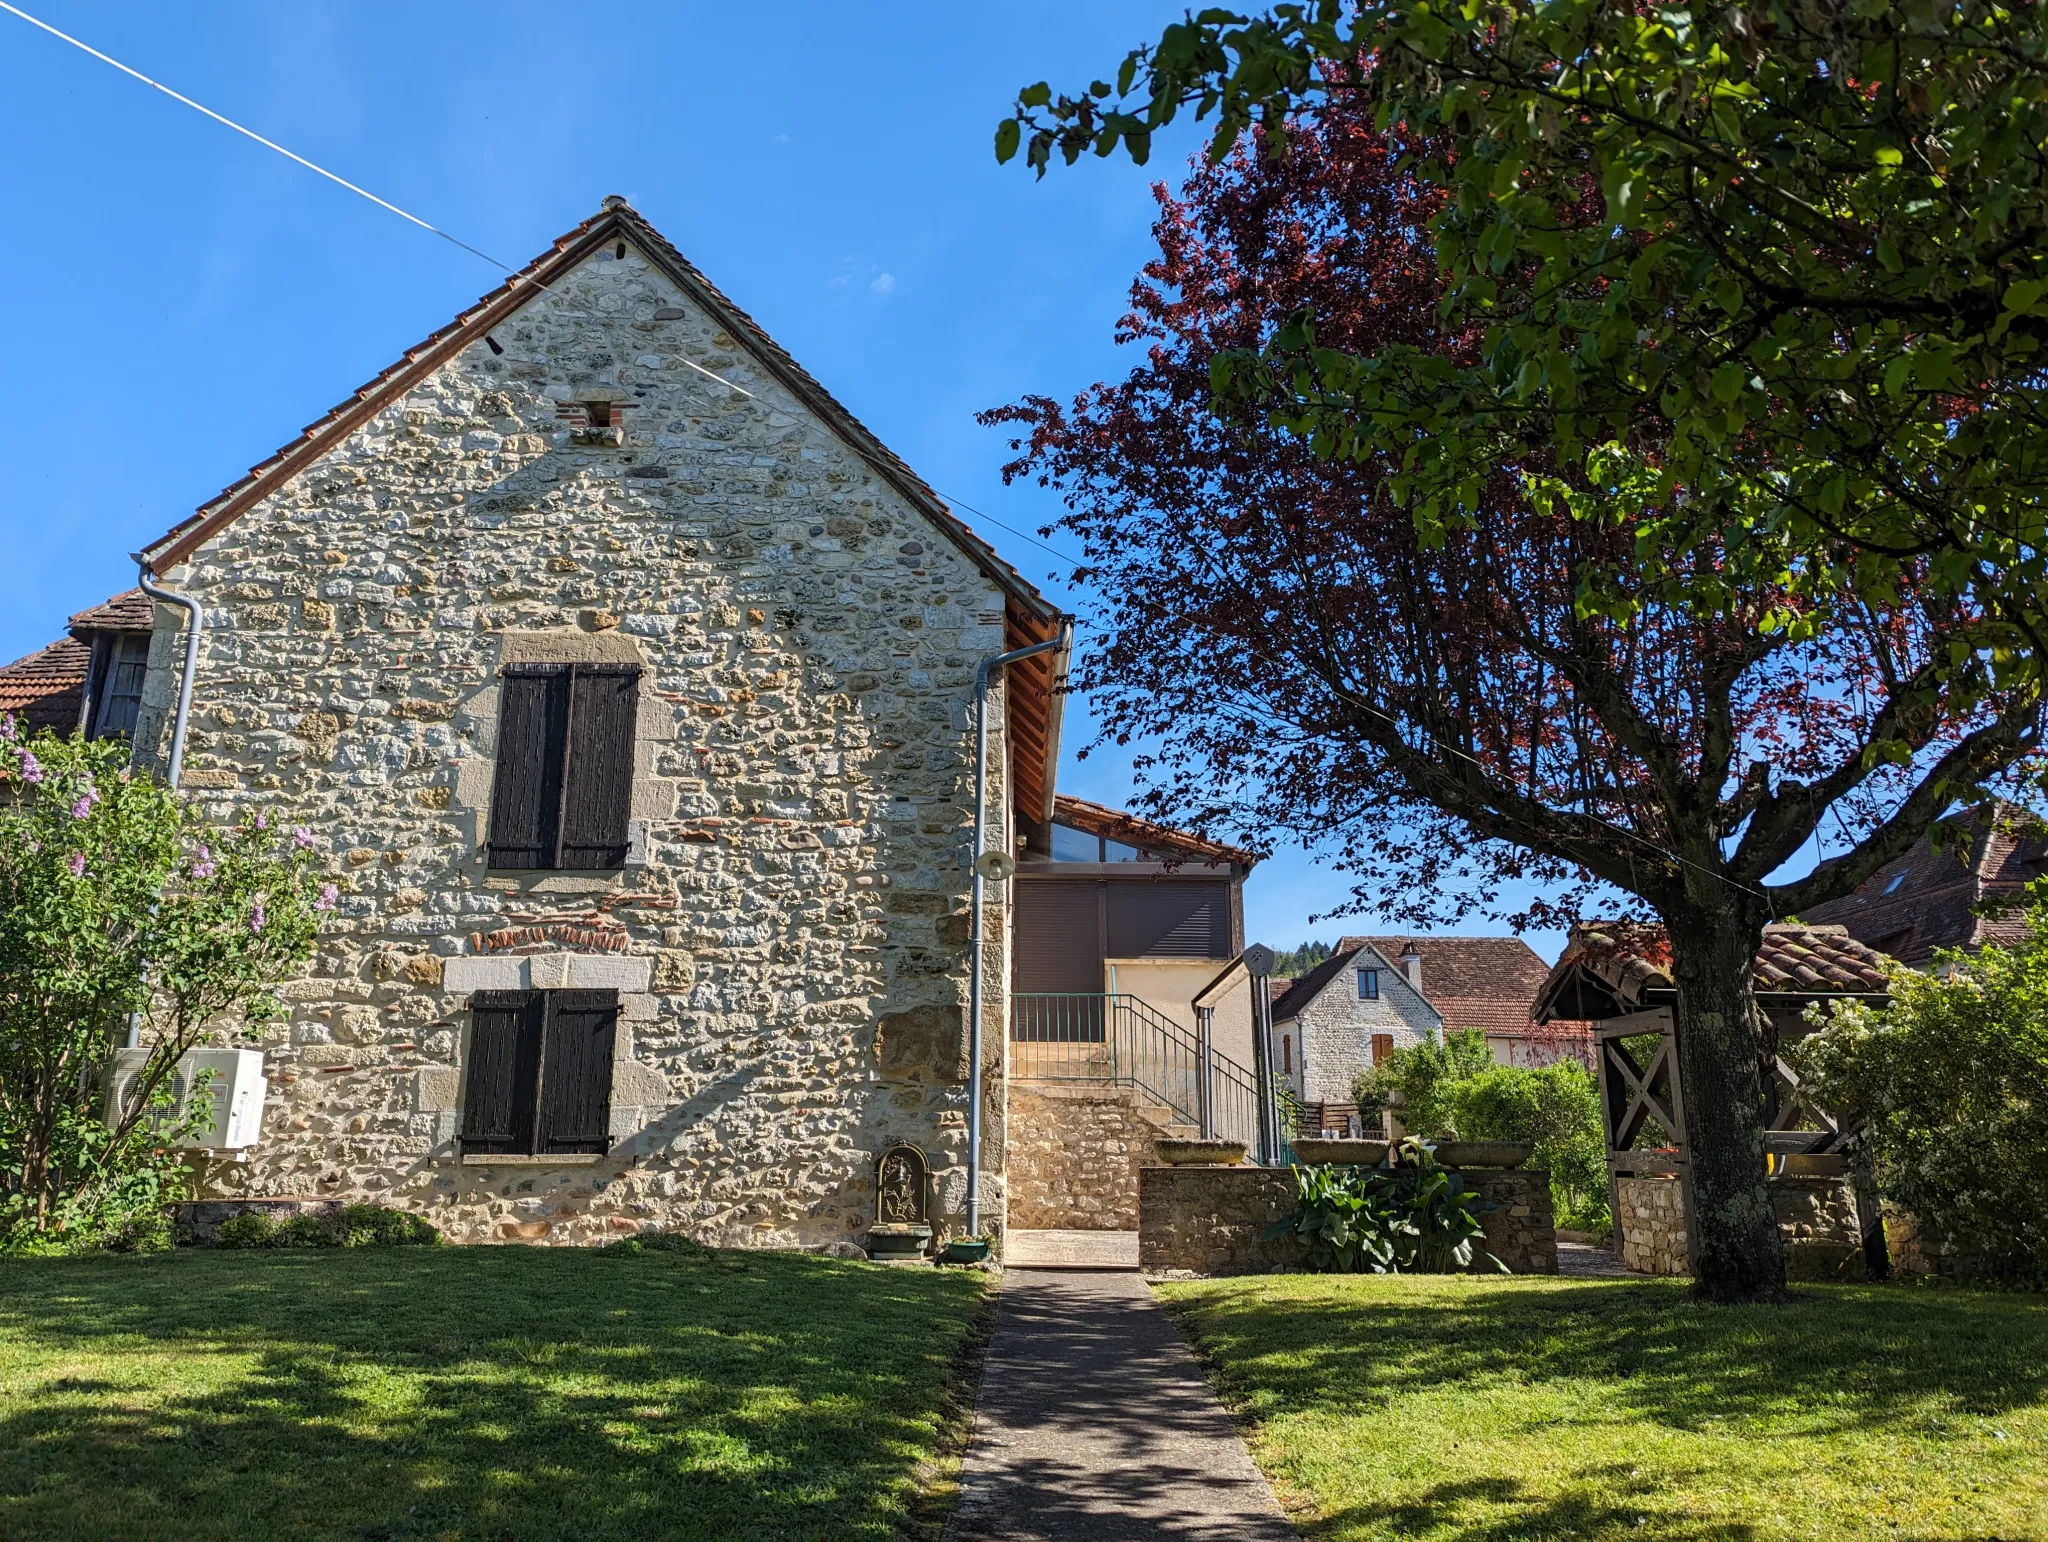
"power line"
2,1,1744,899
0,1,1084,570
0,1,510,273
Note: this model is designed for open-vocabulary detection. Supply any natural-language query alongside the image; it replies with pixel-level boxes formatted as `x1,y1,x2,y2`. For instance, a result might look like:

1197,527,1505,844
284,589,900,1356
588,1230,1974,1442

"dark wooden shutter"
489,667,569,868
1372,1033,1394,1067
1106,881,1231,959
461,991,544,1154
538,990,617,1153
558,667,639,868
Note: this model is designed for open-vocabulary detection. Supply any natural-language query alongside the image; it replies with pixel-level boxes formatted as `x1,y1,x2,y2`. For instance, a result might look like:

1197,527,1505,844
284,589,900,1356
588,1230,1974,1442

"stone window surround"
438,951,670,1167
447,628,680,877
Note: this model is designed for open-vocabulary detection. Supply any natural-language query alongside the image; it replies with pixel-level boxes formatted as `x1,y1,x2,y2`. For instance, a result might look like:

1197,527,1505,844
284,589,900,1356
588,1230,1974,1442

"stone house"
1267,941,1441,1106
2,197,1280,1256
1268,934,1594,1124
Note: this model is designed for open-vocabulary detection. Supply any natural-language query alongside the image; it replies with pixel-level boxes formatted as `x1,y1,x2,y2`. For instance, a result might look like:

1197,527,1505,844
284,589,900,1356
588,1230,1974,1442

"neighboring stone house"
1267,941,1441,1105
1345,934,1594,1069
1800,801,2046,967
1268,933,1595,1117
11,197,1098,1250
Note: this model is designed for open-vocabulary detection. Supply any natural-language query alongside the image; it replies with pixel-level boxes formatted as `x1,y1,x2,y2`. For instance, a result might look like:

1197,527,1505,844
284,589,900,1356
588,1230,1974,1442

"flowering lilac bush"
0,724,330,1250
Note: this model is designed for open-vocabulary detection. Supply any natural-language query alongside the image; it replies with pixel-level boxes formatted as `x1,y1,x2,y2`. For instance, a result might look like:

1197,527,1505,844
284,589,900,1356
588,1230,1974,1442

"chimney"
1399,942,1423,994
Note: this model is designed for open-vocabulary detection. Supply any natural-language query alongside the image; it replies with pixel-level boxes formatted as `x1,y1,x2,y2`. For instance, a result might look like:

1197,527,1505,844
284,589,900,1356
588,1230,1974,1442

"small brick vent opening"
560,398,626,447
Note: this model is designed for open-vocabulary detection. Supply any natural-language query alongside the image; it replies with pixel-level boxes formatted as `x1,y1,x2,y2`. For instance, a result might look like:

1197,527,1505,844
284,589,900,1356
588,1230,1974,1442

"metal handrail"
1010,993,1261,1148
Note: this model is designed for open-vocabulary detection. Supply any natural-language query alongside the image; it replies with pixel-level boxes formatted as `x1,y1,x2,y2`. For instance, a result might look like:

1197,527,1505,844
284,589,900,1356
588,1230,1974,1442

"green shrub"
272,1214,339,1248
336,1204,439,1247
1794,901,2048,1287
601,1231,713,1258
214,1211,278,1249
1353,1029,1494,1138
1446,1062,1611,1235
1266,1138,1505,1273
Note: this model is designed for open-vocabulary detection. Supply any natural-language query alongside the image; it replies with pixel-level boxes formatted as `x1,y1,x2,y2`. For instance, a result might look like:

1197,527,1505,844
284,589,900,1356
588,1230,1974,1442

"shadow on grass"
1163,1276,2048,1441
0,1247,985,1542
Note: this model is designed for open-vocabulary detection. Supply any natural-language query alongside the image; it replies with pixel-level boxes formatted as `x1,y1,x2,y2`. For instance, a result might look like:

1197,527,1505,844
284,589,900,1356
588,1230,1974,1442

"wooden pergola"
1533,922,1892,1272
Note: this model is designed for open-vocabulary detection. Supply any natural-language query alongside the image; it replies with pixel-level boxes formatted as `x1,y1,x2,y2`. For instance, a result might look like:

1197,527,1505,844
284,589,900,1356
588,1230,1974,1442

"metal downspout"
131,555,203,791
966,620,1071,1237
126,557,204,1051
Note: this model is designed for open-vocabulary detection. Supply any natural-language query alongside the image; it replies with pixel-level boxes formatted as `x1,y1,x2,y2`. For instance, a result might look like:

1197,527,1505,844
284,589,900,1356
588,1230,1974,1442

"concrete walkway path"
944,1269,1296,1542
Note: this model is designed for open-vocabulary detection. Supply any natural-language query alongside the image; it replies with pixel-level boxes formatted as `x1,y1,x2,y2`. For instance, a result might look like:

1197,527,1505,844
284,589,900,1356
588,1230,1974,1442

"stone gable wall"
1283,951,1440,1103
132,240,1017,1247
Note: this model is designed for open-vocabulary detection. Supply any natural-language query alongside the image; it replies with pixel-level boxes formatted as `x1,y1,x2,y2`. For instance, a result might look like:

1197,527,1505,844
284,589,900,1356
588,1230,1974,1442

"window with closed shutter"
459,989,619,1156
538,990,618,1153
488,662,640,869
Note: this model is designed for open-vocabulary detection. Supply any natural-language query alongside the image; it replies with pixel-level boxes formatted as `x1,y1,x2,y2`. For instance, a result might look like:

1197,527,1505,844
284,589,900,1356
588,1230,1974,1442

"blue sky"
0,1,1571,959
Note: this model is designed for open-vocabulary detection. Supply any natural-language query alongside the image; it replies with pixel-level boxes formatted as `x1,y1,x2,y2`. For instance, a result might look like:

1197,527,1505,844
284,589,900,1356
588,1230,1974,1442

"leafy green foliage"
0,727,330,1251
1267,1137,1503,1273
211,1205,439,1250
1448,1063,1611,1234
1268,939,1333,979
1356,1033,1608,1230
1001,2,2048,672
1353,1028,1494,1137
1794,900,2048,1285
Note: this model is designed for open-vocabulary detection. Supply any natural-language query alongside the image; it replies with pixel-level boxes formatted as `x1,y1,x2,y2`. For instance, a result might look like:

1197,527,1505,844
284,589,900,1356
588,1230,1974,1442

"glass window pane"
1102,839,1140,862
1357,968,1379,1000
1050,824,1100,862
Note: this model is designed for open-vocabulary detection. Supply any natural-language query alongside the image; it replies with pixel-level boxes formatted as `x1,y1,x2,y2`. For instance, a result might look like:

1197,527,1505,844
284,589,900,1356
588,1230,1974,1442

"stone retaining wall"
1616,1174,1868,1280
1007,1084,1183,1231
1139,1164,1557,1275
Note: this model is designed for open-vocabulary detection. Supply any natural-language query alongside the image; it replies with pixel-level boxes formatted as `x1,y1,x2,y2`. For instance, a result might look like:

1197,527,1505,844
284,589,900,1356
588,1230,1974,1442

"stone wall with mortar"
129,235,1023,1248
1007,1083,1190,1231
1616,1175,1868,1280
1139,1164,1558,1275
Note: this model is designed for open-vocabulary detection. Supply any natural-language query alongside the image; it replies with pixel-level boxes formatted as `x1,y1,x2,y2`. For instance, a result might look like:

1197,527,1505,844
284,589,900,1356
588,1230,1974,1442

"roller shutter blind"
1107,881,1230,959
1013,881,1104,992
488,663,639,869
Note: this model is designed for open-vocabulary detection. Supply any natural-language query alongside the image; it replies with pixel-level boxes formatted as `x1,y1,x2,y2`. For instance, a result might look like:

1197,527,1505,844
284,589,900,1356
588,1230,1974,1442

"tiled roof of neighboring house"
1800,801,2046,966
68,588,155,634
1339,935,1591,1040
1052,793,1260,867
1533,921,1892,1023
0,637,89,733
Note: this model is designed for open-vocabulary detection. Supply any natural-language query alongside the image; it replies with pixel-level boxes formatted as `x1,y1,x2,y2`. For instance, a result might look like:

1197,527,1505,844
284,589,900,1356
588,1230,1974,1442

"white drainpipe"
965,620,1070,1236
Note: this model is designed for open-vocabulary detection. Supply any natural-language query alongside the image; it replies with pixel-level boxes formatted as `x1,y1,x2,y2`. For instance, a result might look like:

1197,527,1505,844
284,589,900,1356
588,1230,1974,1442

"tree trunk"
1664,904,1788,1304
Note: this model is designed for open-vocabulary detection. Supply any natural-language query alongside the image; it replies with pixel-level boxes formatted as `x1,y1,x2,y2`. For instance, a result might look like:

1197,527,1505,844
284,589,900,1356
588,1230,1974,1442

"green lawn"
1156,1273,2048,1542
0,1246,987,1542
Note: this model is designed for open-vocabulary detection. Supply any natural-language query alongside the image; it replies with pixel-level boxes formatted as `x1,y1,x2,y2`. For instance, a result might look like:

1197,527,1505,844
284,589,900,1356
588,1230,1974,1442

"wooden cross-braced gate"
1596,1007,1871,1274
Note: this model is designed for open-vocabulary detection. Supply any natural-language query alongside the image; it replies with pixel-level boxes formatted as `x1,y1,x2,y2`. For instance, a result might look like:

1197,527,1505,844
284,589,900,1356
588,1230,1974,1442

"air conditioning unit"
105,1048,267,1149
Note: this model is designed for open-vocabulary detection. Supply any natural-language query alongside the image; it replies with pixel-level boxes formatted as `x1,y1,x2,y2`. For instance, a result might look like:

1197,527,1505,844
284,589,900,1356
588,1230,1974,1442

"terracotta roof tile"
1534,921,1891,1022
1801,800,2044,964
0,637,88,732
68,588,154,633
